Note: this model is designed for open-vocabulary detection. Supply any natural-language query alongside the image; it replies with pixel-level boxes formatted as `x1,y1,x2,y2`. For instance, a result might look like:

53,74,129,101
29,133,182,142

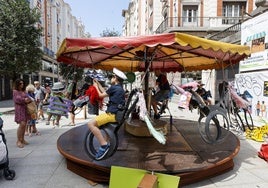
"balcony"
207,22,241,42
43,46,55,58
155,16,242,34
255,0,268,7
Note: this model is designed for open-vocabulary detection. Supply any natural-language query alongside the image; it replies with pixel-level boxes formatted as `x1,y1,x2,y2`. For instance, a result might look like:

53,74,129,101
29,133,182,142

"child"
87,68,127,160
46,82,68,128
25,84,40,136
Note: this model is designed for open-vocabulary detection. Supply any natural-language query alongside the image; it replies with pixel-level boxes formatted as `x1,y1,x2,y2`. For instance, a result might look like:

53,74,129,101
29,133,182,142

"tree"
60,28,121,83
100,28,121,37
0,0,43,80
59,63,84,82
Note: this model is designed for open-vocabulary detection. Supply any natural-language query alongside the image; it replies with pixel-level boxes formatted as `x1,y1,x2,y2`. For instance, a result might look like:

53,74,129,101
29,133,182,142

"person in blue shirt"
87,68,127,160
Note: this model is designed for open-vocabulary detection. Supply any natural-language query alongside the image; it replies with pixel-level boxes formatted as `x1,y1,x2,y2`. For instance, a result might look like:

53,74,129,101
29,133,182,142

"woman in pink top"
13,79,31,148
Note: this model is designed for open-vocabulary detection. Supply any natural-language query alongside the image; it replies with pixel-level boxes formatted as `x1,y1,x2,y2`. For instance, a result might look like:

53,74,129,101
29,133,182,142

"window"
182,5,198,23
222,2,246,24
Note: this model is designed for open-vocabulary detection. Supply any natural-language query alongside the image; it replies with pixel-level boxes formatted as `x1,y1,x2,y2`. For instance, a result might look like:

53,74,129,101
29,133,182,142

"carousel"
56,32,250,187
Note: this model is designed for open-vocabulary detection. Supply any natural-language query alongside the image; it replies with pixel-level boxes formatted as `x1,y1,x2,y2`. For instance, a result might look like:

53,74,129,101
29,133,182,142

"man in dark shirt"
151,70,170,119
87,68,127,160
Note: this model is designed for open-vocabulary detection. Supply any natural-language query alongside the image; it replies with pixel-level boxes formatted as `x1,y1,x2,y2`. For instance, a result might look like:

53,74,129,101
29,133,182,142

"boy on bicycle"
87,68,127,160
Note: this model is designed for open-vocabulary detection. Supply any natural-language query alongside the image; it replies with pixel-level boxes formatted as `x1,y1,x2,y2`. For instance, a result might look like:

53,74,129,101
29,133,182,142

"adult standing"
34,81,46,121
43,83,51,103
13,78,31,148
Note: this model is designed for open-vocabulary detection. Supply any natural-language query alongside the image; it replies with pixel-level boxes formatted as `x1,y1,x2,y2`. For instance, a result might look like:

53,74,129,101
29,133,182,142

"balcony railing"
155,16,242,34
43,46,55,58
207,22,241,41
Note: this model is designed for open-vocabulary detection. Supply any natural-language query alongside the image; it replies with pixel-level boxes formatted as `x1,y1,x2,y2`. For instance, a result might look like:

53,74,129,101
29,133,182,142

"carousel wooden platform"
57,117,240,187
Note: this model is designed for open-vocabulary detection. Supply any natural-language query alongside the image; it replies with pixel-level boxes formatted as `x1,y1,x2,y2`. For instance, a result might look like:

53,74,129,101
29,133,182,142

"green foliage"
100,28,121,37
0,0,43,79
59,63,84,82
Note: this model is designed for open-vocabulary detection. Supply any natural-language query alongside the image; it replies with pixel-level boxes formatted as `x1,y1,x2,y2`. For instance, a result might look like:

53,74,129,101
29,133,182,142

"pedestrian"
46,82,66,127
34,81,46,121
43,83,51,105
25,84,40,137
87,68,127,160
13,78,31,148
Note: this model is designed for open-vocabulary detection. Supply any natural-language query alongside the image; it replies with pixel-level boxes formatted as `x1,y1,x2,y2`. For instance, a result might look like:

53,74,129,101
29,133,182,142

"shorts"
153,90,170,102
37,101,43,110
95,113,116,127
28,119,36,125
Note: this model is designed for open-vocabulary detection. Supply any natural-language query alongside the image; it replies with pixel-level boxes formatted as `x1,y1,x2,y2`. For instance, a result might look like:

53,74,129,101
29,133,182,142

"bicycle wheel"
73,106,83,115
84,126,118,160
204,110,230,144
197,114,212,144
235,111,246,132
241,109,254,131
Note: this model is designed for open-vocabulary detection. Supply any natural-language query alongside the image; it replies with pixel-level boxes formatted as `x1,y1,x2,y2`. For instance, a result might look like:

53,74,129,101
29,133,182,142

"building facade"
122,0,258,103
0,0,85,101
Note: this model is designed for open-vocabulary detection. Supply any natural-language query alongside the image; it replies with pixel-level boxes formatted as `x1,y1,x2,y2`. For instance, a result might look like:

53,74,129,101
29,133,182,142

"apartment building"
122,0,163,36
0,0,85,100
122,0,257,103
29,0,85,85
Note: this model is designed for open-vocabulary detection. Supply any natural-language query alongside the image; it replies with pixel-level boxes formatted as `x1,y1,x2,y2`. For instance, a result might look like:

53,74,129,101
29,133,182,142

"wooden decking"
57,118,240,186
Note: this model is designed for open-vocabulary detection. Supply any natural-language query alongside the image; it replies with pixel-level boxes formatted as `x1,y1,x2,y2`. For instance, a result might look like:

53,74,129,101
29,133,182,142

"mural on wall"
235,71,268,118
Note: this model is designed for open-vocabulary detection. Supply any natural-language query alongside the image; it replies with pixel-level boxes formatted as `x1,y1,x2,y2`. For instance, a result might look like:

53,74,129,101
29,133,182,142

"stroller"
0,115,15,180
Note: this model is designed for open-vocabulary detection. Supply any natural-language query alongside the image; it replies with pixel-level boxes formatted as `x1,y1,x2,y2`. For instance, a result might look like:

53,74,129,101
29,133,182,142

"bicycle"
172,83,221,144
156,93,173,125
72,95,89,115
181,85,227,144
84,89,139,160
203,81,254,144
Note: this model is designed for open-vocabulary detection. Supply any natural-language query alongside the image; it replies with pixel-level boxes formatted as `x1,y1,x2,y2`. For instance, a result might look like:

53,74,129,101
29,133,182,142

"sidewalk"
0,98,268,187
0,99,14,113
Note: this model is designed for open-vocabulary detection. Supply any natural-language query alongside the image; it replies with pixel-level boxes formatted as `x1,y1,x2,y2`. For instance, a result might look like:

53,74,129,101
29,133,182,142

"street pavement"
0,96,268,188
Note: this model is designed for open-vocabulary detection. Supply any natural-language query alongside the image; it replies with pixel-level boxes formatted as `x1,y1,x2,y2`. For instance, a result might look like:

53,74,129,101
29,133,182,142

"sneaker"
154,113,160,120
95,143,110,160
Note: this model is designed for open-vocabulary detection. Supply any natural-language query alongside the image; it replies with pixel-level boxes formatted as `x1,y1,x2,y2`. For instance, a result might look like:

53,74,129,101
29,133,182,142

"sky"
64,0,129,37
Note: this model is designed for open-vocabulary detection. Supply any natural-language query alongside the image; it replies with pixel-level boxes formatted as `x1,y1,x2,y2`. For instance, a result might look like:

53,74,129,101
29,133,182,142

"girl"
25,84,40,136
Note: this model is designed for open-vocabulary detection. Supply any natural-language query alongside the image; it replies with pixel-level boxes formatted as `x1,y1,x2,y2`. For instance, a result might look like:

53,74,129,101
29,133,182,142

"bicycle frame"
84,89,139,160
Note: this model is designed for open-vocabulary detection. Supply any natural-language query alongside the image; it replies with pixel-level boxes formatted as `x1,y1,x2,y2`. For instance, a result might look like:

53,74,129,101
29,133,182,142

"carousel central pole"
144,47,150,110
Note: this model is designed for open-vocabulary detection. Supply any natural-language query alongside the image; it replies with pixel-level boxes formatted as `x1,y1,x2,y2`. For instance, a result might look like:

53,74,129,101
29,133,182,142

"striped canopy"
56,32,250,72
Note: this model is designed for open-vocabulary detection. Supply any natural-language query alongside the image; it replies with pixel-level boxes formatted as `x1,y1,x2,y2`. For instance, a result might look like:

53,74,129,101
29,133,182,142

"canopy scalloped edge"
56,32,250,72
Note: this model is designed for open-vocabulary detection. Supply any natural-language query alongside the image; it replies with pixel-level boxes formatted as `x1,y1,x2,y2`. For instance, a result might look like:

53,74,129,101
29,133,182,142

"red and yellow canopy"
56,32,250,72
